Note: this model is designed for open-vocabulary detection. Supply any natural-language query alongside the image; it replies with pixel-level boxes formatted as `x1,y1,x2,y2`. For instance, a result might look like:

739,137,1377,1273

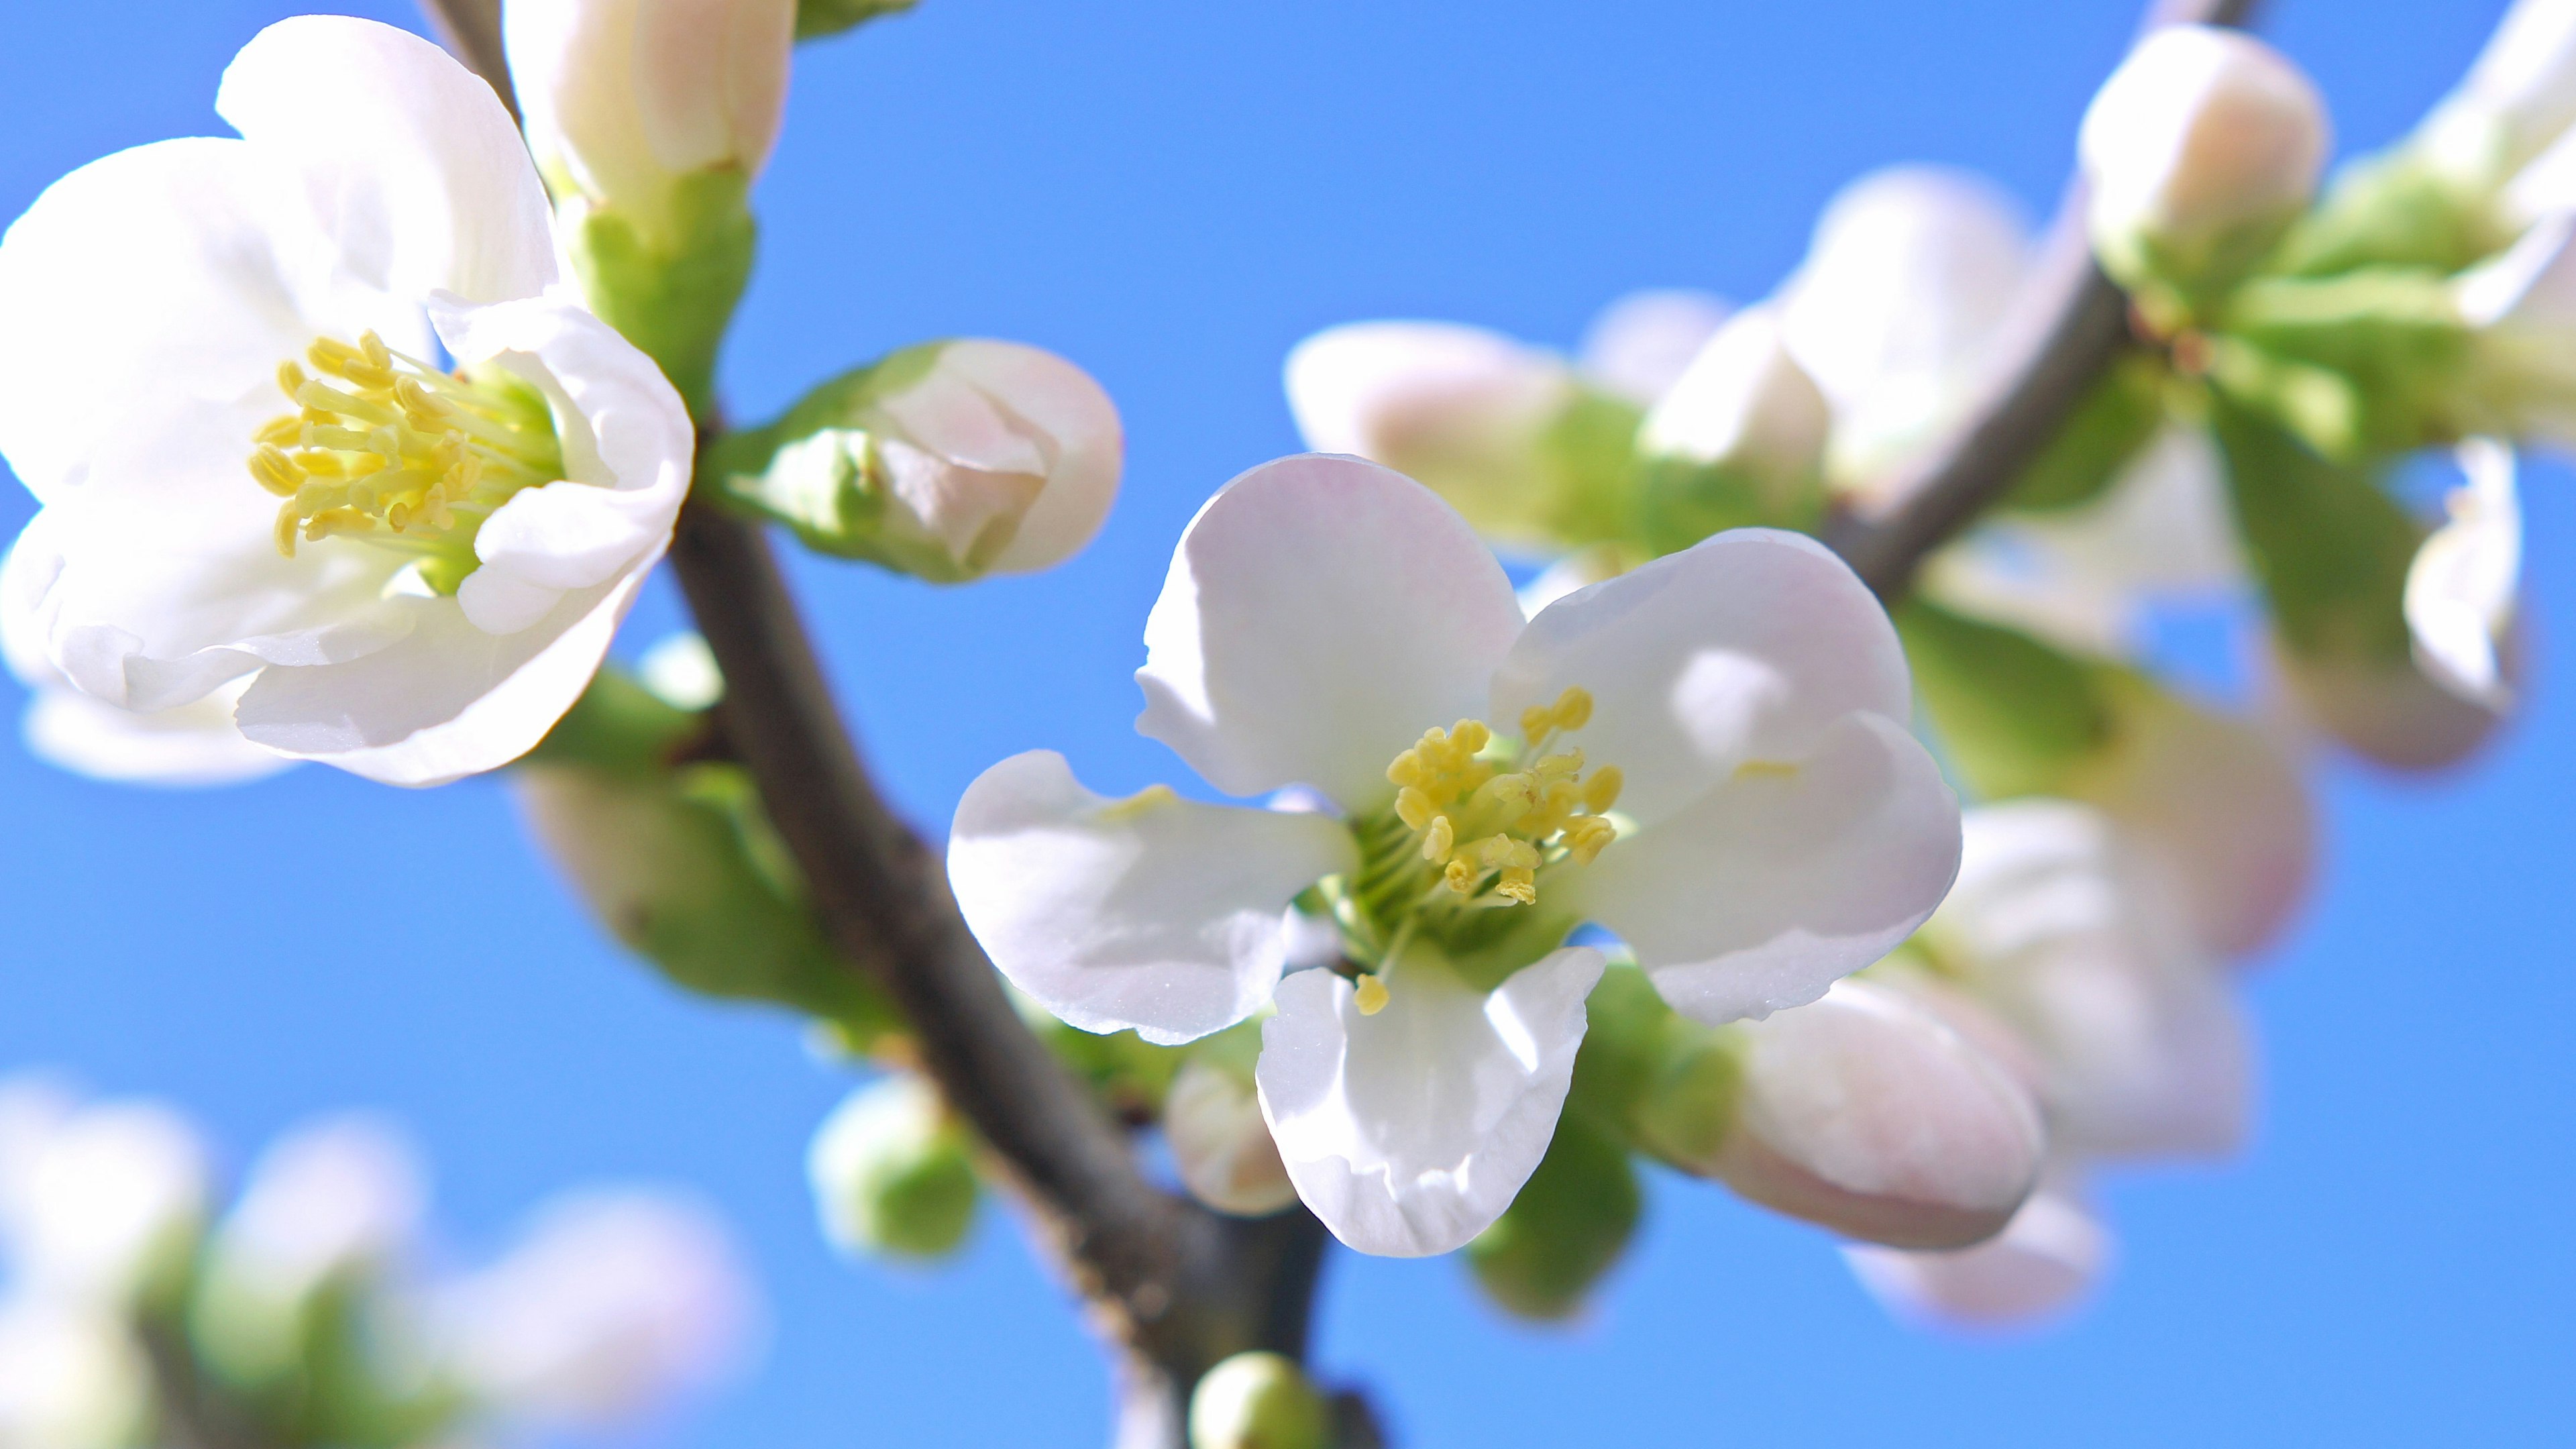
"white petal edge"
1843,1171,2110,1328
1256,947,1605,1258
948,751,1358,1046
1136,454,1524,808
1578,710,1962,1025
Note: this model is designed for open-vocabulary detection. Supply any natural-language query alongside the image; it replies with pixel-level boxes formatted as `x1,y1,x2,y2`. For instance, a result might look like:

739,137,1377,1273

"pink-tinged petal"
1576,712,1960,1024
1495,529,1911,829
1256,948,1604,1258
1843,1171,2110,1328
1578,289,1733,405
1137,455,1523,809
1709,980,2043,1250
948,751,1356,1046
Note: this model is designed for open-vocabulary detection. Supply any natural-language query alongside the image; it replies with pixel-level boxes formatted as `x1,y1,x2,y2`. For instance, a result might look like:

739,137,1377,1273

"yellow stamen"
1735,759,1801,782
1420,815,1454,863
1354,974,1391,1016
1582,765,1623,814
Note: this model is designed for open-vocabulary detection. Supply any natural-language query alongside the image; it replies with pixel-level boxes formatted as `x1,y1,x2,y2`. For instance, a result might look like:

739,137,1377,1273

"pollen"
244,330,566,592
1354,973,1391,1016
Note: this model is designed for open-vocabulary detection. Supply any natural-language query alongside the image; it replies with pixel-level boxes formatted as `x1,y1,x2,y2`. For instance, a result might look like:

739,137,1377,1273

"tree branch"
1823,0,2261,600
416,0,515,119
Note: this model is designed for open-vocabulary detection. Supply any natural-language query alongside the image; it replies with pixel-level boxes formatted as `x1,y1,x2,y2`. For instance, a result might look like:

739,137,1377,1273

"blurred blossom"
441,1191,759,1428
2404,440,2522,710
2,1095,209,1307
2079,25,2328,303
0,1298,151,1449
2457,213,2576,450
1638,305,1831,495
1163,1055,1297,1218
637,629,724,710
1779,166,2028,498
1576,289,1733,406
2420,0,2576,187
210,1114,426,1301
1843,1171,2111,1329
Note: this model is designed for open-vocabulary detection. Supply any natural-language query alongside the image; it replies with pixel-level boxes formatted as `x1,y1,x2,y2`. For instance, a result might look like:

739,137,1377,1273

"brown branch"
416,0,516,119
1823,0,2262,600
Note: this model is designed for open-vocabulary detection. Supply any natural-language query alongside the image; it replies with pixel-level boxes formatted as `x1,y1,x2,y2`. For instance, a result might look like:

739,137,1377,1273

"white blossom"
207,1114,427,1302
1576,289,1733,405
1843,1170,2111,1328
2405,439,2522,710
0,1299,151,1449
949,453,1959,1254
1637,305,1831,494
2420,0,2576,188
0,1095,209,1307
0,17,691,787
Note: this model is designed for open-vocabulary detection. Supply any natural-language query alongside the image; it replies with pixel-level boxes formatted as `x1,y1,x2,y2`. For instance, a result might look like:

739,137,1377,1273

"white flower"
1923,801,2252,1161
505,0,796,243
2078,25,2328,295
1163,1056,1297,1218
1576,289,1733,406
210,1114,426,1301
441,1191,758,1428
2457,215,2576,449
1638,305,1831,494
949,453,1960,1254
0,17,692,787
1,522,291,786
2405,439,2522,710
1283,322,1576,549
1,1097,209,1307
0,1299,152,1449
1693,979,2045,1249
1778,166,2029,498
2420,0,2576,188
1843,1169,2110,1329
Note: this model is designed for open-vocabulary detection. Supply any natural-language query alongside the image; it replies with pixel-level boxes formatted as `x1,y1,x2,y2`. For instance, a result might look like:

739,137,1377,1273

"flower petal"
1577,711,1960,1024
948,751,1357,1046
1842,1171,2110,1328
1256,947,1605,1258
217,16,557,305
1137,455,1523,808
2404,439,2521,710
1577,289,1733,405
1494,529,1911,829
1711,980,2043,1250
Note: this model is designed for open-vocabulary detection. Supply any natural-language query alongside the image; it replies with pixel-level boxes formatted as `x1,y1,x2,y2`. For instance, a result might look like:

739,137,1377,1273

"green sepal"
1566,963,1737,1177
566,168,757,421
2000,351,2169,514
1896,599,2116,800
1038,1015,1192,1122
2271,150,2505,278
1633,453,1825,554
796,0,918,41
2209,269,2472,458
810,1080,982,1263
1464,1112,1641,1322
1534,386,1649,549
2208,394,2422,672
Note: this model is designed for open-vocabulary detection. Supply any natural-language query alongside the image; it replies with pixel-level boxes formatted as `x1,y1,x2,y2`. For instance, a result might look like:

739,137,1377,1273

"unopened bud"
0,1302,150,1449
1576,289,1732,405
506,0,794,235
1164,1057,1297,1218
1464,1116,1640,1322
2080,25,2328,309
807,1076,980,1262
1708,981,2044,1250
1187,1352,1330,1449
724,339,1122,582
1283,321,1581,549
1635,306,1830,545
1843,1172,2111,1329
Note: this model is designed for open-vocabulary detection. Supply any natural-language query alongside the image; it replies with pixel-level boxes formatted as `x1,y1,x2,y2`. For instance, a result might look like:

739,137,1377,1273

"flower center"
1324,686,1624,1010
246,331,566,594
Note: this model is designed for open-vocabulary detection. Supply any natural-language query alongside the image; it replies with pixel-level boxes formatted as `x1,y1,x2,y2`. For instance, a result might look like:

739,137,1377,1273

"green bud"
1187,1352,1331,1449
808,1077,981,1263
1896,599,2116,800
797,0,917,41
1465,1114,1642,1322
710,339,1122,582
564,168,757,420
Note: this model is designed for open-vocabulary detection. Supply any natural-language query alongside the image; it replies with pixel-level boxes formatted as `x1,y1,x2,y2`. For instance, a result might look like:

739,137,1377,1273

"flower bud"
2079,25,2329,308
441,1191,757,1428
1576,288,1731,405
1187,1352,1330,1449
2405,439,2522,710
1842,1171,2110,1329
1464,1115,1640,1322
506,0,794,233
4,1098,209,1307
720,339,1123,582
1283,321,1581,549
1635,306,1831,545
1164,1057,1297,1218
807,1076,981,1262
0,1301,150,1449
1706,981,2045,1250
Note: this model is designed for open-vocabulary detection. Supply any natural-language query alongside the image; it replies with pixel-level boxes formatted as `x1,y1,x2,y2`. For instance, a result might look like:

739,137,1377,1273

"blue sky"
1,1,2568,1444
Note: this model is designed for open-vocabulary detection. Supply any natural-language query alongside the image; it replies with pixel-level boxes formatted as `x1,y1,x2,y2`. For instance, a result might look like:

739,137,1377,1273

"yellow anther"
1093,782,1179,824
1552,686,1593,732
1354,973,1391,1016
275,362,309,400
1735,759,1802,782
1444,858,1478,895
1582,765,1623,814
1394,786,1436,831
273,502,301,558
1419,815,1454,863
1472,836,1539,871
1533,749,1584,779
1495,868,1538,906
248,447,302,498
1452,719,1491,753
1518,704,1553,741
1562,815,1619,865
1385,749,1422,788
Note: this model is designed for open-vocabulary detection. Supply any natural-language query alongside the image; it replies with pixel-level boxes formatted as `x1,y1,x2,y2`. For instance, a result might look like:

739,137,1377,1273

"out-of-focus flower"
0,17,690,787
441,1191,758,1428
1577,289,1733,406
1637,306,1831,522
718,339,1122,582
207,1115,426,1302
1843,1170,2111,1328
1,1096,209,1308
1163,1055,1297,1218
2457,213,2576,449
504,0,795,245
2079,25,2328,306
2419,0,2576,191
806,1076,981,1261
1187,1351,1330,1449
0,1299,152,1449
1780,166,2029,498
2404,439,2522,709
949,455,1958,1255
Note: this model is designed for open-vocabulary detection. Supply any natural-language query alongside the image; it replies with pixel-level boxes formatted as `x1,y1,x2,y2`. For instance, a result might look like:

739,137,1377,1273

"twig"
1824,0,2261,599
139,1322,278,1449
416,0,515,119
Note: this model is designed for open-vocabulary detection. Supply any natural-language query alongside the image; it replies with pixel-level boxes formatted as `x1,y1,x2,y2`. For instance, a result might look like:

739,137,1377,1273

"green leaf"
1896,599,2115,800
1465,1113,1641,1321
797,0,918,42
2208,393,2421,671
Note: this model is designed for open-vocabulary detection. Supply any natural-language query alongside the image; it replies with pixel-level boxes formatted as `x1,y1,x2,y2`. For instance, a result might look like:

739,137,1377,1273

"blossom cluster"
0,1075,754,1448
